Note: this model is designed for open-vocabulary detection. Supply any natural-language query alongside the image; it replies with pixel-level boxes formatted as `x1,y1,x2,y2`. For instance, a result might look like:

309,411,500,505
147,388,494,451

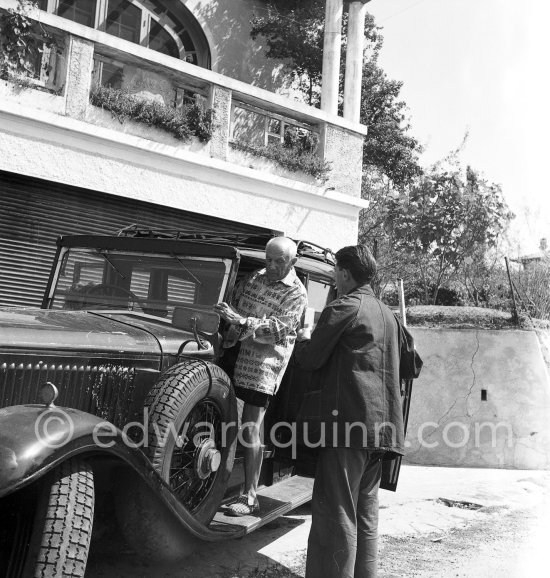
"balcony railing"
0,1,367,195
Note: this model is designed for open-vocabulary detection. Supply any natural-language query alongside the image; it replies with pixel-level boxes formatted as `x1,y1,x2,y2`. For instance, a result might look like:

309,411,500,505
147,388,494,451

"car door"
271,273,410,491
266,273,335,474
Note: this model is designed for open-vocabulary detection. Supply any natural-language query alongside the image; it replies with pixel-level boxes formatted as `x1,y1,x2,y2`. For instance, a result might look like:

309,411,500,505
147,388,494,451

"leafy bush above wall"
90,86,214,143
231,126,330,180
0,0,59,88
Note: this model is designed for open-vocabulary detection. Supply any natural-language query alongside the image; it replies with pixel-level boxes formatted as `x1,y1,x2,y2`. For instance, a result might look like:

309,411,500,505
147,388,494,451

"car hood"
92,311,200,356
0,309,161,354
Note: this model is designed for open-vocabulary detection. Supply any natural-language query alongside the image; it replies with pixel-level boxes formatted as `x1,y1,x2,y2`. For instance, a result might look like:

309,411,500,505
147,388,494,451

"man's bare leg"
241,402,266,503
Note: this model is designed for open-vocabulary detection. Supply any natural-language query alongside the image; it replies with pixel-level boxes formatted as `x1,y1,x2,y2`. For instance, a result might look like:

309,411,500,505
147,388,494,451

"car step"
209,475,313,535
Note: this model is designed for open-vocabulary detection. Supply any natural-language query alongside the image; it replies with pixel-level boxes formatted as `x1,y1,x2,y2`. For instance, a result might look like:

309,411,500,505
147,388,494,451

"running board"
209,475,313,535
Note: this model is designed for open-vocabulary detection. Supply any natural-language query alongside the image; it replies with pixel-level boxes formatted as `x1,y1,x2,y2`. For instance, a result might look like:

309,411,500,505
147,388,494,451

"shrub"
89,86,214,143
461,266,512,312
513,263,550,320
185,102,214,143
0,0,57,85
231,126,330,180
382,281,467,307
283,125,318,153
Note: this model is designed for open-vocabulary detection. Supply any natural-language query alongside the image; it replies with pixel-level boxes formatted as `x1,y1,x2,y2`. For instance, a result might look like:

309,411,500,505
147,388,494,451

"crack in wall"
464,331,481,417
407,333,482,457
405,329,550,467
432,332,481,429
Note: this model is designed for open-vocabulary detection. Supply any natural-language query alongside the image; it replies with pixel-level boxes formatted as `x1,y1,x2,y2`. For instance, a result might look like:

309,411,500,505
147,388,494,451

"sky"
366,0,550,254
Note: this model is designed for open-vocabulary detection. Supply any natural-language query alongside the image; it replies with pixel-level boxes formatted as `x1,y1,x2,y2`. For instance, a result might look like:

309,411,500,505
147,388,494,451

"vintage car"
0,228,412,577
0,228,341,577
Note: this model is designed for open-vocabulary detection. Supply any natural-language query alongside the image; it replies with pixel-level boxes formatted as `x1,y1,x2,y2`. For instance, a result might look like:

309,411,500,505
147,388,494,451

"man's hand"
297,326,312,342
214,302,245,325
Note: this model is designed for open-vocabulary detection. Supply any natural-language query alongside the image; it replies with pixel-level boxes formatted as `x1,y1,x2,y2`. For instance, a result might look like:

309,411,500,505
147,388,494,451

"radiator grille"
0,358,137,429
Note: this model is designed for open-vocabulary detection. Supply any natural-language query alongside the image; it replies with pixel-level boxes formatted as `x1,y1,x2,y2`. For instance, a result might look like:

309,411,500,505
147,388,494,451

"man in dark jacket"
294,244,404,578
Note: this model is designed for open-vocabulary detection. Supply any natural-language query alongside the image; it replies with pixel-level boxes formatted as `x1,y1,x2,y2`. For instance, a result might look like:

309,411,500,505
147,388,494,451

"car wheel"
0,458,94,578
145,360,238,524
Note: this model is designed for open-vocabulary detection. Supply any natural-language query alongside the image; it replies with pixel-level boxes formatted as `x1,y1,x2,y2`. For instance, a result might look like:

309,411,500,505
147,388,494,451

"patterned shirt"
224,268,307,395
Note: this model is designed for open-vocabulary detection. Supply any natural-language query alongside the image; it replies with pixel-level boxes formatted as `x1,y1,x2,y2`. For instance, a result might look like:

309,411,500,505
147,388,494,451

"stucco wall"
0,108,360,249
184,0,294,94
406,328,550,470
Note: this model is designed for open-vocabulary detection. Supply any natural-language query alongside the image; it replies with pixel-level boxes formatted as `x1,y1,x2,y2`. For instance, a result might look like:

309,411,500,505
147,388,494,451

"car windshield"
50,248,232,318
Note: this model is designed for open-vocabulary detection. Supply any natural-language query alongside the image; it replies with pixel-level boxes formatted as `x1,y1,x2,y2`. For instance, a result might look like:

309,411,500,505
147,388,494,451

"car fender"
0,404,242,543
0,404,109,495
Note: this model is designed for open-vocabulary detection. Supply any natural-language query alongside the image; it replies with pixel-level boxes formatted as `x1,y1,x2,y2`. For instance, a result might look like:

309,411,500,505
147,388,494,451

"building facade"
0,0,369,307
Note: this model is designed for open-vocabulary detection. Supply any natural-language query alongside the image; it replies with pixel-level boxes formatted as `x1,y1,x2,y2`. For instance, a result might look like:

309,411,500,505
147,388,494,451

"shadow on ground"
86,505,311,578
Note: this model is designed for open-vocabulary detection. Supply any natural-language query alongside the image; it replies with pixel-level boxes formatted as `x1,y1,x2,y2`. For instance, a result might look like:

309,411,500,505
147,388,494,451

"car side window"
306,278,335,328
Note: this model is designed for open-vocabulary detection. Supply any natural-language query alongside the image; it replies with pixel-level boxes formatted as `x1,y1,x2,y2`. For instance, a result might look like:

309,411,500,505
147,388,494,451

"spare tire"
145,360,237,524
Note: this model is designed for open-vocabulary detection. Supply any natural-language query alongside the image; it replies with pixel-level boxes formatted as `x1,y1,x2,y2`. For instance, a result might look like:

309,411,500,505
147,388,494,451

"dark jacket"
294,284,405,455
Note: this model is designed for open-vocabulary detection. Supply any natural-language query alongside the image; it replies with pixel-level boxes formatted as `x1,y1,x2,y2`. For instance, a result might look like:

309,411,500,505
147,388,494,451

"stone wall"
406,327,550,470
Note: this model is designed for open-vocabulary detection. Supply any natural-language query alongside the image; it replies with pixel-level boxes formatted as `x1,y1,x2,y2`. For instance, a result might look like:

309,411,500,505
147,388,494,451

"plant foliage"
363,163,514,304
252,2,517,309
359,61,422,187
231,126,330,180
0,0,57,84
89,86,214,142
250,0,422,186
513,261,550,321
251,0,327,105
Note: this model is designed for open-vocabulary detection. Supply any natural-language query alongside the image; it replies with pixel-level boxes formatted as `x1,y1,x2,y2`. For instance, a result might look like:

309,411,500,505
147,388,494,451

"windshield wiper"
171,254,202,286
95,250,126,279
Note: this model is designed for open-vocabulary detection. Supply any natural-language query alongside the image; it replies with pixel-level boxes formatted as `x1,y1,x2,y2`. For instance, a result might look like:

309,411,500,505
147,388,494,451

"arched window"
39,0,210,68
105,0,141,44
148,21,179,59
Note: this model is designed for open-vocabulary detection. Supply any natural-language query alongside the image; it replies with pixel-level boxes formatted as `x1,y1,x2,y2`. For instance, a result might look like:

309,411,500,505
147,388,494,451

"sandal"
226,494,260,517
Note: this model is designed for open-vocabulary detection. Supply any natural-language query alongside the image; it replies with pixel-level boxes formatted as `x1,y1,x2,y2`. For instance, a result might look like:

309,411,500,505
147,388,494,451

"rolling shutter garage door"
0,171,271,307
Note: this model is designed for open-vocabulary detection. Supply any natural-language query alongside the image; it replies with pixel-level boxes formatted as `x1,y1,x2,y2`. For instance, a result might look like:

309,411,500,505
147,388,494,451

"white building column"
343,0,370,122
321,0,344,115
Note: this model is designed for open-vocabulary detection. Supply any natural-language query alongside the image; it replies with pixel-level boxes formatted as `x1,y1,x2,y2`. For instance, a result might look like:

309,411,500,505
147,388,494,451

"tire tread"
33,459,94,578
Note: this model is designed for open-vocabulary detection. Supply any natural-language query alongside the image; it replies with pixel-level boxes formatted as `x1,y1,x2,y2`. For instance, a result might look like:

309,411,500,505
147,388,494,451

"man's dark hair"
335,245,377,284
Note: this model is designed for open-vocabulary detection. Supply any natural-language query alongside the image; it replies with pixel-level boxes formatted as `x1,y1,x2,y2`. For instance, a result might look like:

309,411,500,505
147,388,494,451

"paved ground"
86,465,550,577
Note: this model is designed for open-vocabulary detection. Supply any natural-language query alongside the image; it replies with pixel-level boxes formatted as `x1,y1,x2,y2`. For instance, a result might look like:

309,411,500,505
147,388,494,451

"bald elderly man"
214,237,307,516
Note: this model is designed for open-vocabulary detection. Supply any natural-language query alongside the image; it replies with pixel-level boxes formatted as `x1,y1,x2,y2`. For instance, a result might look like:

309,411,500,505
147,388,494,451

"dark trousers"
305,448,383,578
